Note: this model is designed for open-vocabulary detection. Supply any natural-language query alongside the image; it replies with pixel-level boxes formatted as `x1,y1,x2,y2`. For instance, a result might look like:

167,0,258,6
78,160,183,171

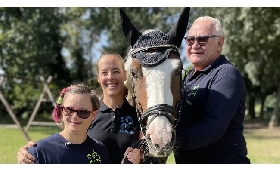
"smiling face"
61,93,96,134
97,54,127,99
186,18,224,71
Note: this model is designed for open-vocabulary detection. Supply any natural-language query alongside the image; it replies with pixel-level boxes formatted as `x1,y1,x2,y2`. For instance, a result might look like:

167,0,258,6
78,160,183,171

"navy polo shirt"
174,55,250,163
27,133,111,164
87,99,140,164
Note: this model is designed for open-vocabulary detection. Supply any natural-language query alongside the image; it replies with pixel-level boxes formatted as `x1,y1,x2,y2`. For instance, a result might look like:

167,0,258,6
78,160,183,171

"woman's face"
97,55,126,98
61,93,96,134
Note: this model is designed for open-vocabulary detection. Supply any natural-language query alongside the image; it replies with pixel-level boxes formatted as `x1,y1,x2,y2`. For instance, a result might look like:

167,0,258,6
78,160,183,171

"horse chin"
145,130,176,157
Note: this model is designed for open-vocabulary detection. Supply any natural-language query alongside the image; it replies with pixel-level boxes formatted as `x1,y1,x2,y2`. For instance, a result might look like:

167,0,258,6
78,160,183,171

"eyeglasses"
184,35,220,46
60,106,92,119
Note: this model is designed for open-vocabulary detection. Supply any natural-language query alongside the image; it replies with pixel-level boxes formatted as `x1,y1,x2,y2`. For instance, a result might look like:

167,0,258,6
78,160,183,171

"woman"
87,52,142,163
17,52,142,164
26,83,112,164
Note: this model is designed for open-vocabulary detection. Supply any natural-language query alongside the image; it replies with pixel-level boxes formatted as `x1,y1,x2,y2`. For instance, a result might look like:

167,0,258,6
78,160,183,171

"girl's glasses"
60,106,92,119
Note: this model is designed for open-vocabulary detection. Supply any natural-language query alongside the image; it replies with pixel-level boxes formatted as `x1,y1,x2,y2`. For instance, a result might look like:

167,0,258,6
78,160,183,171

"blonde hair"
96,52,125,73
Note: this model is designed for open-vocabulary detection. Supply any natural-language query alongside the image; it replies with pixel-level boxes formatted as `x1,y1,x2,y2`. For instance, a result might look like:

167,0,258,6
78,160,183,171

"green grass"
1,114,279,164
165,128,280,164
1,125,279,164
167,153,175,164
0,126,60,164
244,128,280,163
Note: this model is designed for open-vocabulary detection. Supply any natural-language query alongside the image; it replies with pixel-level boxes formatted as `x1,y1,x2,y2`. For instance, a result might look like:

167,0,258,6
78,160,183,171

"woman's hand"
17,141,36,164
121,147,141,164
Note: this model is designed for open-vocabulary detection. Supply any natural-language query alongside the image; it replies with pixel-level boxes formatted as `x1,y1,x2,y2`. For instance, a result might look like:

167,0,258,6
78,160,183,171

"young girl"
27,83,112,164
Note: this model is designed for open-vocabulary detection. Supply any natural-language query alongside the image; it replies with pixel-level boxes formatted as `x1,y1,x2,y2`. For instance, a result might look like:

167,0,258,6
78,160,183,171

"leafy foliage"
0,7,278,124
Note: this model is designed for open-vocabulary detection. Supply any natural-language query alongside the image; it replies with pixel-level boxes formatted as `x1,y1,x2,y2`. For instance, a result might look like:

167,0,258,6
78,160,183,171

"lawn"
0,125,279,164
166,127,280,164
0,126,60,164
243,128,280,163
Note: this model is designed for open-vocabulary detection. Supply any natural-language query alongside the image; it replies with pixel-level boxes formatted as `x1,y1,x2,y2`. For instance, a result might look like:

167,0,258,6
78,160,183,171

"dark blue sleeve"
177,72,245,150
27,146,38,164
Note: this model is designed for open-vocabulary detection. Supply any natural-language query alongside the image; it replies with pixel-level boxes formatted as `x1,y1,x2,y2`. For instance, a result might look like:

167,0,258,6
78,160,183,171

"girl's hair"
52,83,100,123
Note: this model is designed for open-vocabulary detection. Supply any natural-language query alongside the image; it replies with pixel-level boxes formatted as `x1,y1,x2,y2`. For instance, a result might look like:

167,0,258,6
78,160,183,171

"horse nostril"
154,144,160,149
146,134,152,142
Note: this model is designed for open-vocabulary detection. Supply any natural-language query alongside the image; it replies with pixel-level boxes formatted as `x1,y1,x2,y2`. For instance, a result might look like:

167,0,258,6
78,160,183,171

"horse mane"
124,47,134,103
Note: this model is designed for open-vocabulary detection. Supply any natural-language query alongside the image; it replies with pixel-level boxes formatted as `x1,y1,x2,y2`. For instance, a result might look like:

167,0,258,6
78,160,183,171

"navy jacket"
28,133,111,164
174,55,250,164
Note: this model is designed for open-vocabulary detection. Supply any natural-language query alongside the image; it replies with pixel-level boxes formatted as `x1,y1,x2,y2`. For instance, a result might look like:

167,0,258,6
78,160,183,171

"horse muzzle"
141,104,178,157
145,128,176,157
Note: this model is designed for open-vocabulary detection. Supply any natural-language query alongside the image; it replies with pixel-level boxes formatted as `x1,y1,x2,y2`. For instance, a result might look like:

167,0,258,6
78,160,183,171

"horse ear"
120,8,142,47
167,7,190,48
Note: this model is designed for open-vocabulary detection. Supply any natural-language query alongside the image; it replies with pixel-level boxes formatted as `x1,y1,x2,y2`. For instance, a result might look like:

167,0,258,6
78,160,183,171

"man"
174,16,251,164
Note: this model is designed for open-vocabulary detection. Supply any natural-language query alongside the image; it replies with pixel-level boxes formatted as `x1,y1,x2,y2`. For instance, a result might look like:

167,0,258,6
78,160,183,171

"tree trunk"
248,94,256,118
259,95,266,118
268,84,280,129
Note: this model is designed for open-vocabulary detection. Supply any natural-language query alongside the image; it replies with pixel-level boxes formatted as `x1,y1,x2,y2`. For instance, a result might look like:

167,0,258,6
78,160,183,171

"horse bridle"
123,47,188,163
130,61,187,136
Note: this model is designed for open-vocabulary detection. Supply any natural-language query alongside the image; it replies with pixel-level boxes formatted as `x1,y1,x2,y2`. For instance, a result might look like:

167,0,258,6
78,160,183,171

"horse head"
120,7,190,157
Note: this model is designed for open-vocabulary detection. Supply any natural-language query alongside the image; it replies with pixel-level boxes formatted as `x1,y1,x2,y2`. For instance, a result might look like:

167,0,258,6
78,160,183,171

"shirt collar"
189,55,227,73
98,99,131,112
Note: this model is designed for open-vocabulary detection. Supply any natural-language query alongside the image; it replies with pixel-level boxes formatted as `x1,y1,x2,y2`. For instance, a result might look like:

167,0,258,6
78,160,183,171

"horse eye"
175,69,182,76
130,70,138,78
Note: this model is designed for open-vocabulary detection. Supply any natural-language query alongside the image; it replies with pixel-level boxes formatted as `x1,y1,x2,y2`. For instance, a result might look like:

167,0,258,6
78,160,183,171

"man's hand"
17,141,36,164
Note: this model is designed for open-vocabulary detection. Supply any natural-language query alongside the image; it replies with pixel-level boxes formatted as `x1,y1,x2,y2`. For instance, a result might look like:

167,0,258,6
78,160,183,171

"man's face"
186,20,223,70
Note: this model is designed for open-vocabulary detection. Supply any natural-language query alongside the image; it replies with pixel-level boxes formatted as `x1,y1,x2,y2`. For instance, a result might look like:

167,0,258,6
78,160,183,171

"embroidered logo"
186,98,192,105
119,116,135,134
188,84,199,98
87,150,101,164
